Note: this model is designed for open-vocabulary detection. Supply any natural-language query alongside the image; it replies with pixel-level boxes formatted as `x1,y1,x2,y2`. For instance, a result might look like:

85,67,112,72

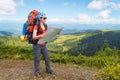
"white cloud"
75,14,93,24
63,2,76,7
17,0,25,6
48,13,120,24
95,18,120,24
39,0,45,2
87,0,120,24
48,18,75,23
110,2,120,10
48,18,62,23
77,14,92,21
63,2,69,6
96,10,111,19
0,0,17,15
0,18,25,22
88,0,109,10
48,14,93,24
88,0,120,10
76,13,120,24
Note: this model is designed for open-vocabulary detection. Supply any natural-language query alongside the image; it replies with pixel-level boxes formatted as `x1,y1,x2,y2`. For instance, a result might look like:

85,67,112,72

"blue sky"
0,0,120,24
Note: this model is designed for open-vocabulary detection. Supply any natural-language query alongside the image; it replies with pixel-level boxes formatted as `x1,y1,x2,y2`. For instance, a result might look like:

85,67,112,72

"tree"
101,39,109,51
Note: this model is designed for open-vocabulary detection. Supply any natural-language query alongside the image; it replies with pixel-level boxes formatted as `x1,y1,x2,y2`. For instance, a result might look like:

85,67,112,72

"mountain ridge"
47,30,120,56
0,31,14,36
0,29,120,56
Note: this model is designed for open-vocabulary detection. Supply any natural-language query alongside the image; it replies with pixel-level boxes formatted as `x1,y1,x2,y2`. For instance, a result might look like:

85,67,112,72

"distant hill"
61,29,96,34
0,31,14,36
0,22,120,35
0,29,120,56
68,30,120,56
47,30,120,56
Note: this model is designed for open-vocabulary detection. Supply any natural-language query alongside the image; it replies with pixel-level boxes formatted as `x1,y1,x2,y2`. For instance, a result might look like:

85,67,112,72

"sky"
0,0,120,24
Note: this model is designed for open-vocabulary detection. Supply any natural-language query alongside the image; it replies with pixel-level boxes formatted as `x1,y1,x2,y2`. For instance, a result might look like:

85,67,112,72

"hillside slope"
69,30,120,56
0,60,98,80
0,30,120,56
47,30,120,56
0,31,14,36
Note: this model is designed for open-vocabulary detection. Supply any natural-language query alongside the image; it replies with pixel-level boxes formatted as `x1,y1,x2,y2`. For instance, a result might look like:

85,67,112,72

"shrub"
93,64,120,80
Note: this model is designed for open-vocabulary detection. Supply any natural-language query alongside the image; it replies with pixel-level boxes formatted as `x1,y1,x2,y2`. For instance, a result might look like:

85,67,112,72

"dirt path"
0,59,99,80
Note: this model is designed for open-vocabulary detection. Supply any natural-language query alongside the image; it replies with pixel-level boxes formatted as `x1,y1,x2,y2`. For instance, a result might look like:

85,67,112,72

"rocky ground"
0,59,99,80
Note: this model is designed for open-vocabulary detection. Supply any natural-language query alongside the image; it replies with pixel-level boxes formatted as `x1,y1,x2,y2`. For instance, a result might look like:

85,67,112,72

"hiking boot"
34,72,41,78
46,70,55,75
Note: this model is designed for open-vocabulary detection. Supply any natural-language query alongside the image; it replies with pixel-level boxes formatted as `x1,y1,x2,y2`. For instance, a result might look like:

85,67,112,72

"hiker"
32,12,54,77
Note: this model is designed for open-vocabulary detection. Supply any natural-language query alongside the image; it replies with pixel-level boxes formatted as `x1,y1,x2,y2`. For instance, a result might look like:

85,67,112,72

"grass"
47,34,86,52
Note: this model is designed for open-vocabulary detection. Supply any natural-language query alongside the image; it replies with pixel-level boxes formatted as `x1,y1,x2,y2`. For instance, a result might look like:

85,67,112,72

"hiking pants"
33,44,51,74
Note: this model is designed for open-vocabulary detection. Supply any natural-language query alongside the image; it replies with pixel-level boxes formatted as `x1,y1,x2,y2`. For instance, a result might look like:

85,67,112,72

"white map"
37,27,62,43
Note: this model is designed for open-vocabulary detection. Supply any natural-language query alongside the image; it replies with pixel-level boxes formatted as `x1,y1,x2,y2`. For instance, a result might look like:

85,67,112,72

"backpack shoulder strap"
43,23,48,30
34,24,41,34
36,23,48,32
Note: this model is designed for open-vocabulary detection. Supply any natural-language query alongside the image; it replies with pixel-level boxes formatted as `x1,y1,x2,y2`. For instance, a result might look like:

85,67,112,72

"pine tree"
101,39,109,51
